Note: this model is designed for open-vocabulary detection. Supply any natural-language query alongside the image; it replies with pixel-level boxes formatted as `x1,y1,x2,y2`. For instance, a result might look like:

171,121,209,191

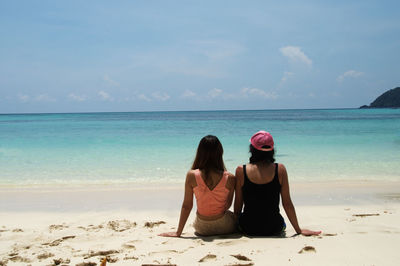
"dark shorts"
238,214,286,236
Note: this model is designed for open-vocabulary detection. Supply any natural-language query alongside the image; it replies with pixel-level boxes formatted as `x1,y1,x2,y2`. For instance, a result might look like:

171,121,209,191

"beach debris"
12,228,23,232
107,220,136,232
322,233,337,237
144,221,166,228
8,253,18,257
198,254,217,262
0,259,8,266
53,258,71,265
37,252,55,260
76,262,97,266
352,213,379,217
104,256,118,263
84,250,119,259
231,254,252,261
298,246,316,254
100,258,107,266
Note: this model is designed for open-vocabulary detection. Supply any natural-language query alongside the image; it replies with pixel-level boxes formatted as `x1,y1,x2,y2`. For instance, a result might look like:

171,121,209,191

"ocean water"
0,109,399,185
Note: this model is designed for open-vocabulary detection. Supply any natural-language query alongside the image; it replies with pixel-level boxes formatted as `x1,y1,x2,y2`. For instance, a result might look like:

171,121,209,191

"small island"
360,87,400,108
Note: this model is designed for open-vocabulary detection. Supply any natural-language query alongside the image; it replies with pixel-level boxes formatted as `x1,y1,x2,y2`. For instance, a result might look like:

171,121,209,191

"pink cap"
250,131,274,151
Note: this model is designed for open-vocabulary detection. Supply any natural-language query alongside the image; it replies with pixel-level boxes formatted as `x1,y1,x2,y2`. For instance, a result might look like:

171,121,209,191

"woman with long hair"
160,135,237,237
234,131,321,236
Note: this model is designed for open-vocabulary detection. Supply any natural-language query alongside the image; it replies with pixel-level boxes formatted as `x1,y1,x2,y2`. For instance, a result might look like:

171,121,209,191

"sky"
1,0,399,113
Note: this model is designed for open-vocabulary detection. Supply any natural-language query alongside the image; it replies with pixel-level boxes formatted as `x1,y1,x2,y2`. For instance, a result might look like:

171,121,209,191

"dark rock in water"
360,87,400,108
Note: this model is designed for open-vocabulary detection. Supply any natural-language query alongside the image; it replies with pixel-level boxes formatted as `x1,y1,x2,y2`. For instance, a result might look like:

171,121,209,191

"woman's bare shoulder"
235,164,245,172
277,163,287,173
226,171,235,179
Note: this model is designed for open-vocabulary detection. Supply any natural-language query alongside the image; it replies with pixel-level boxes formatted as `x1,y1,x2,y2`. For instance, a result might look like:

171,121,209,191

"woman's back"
239,163,284,235
193,169,232,217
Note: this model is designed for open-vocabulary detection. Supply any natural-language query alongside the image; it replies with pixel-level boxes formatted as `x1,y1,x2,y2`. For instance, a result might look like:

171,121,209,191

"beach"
1,109,400,265
1,181,400,266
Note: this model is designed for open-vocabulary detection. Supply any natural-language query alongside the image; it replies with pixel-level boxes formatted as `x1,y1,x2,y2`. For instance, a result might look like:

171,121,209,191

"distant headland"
360,87,400,108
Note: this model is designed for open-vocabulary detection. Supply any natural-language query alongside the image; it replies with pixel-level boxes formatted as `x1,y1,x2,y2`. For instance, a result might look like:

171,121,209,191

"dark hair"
249,144,275,164
192,135,226,184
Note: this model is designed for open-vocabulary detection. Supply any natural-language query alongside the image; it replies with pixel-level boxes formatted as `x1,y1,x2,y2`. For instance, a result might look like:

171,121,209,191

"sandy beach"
1,181,400,265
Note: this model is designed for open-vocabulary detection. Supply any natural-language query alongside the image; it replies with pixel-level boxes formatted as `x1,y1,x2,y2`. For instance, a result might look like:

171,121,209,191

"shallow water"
0,109,399,185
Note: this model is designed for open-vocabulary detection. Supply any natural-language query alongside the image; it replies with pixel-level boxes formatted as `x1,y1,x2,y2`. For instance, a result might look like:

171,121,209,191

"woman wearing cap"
160,135,237,237
234,131,321,236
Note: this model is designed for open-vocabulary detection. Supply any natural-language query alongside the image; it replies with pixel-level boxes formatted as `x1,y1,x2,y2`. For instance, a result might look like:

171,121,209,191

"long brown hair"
191,135,226,184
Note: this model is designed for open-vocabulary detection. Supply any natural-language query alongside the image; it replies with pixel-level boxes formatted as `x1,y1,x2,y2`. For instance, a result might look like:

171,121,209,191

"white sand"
1,182,400,265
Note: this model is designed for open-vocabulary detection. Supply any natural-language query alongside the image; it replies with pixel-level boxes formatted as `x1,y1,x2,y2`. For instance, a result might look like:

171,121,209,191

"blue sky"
1,0,399,113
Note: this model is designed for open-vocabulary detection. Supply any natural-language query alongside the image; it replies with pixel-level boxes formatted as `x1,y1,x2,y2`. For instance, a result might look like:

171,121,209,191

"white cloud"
280,71,294,84
181,90,197,99
17,93,56,103
241,87,277,99
17,93,30,103
138,94,151,102
103,74,119,87
151,92,170,101
68,93,86,102
208,88,222,98
336,70,364,82
280,46,312,66
98,90,112,101
34,94,56,102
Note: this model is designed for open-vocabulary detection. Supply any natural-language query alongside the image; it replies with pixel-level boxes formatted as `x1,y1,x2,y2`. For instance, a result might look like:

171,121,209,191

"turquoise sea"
0,109,399,185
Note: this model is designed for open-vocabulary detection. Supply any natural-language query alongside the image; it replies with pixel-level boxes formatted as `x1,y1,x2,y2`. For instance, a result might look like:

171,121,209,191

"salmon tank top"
193,169,230,216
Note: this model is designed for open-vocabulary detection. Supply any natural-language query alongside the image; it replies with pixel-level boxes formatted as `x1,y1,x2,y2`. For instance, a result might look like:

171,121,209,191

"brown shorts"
193,211,237,236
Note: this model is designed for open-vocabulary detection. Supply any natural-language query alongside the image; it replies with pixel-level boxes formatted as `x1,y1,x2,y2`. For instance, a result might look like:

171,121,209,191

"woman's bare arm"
159,171,194,237
225,173,236,209
280,164,321,236
234,166,244,217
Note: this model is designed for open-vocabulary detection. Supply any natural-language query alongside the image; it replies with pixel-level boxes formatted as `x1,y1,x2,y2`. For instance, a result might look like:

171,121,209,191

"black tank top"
239,163,284,236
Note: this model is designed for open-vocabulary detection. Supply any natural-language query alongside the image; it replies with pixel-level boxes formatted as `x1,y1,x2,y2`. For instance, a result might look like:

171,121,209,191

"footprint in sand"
144,221,166,228
148,250,179,256
84,250,119,259
107,220,136,232
53,258,71,265
123,255,139,261
49,224,69,231
122,241,137,249
198,254,217,262
298,246,316,254
37,252,55,260
76,262,97,266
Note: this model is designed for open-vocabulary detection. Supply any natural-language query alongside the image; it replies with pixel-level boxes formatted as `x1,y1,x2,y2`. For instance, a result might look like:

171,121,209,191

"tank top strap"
194,169,205,187
273,163,279,183
243,164,249,183
219,171,229,186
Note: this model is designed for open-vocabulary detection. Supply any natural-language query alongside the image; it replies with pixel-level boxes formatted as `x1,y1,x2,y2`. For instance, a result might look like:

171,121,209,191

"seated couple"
160,132,321,237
